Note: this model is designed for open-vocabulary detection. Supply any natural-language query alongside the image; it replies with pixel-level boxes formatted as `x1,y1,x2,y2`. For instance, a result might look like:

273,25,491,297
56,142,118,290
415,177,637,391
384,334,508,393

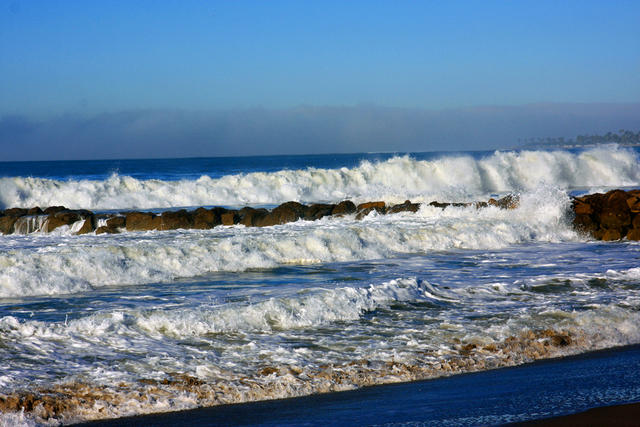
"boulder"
388,200,420,214
0,216,17,234
601,229,622,241
633,214,640,230
220,211,238,226
238,207,268,227
106,216,126,229
160,209,193,230
573,198,593,215
488,195,519,209
125,212,162,231
596,190,631,230
27,207,43,215
75,215,95,235
305,204,335,221
256,201,306,227
43,206,66,215
193,207,221,229
572,214,597,235
3,207,27,217
627,195,640,213
627,228,640,241
95,225,120,235
331,200,356,216
355,201,385,220
46,211,82,232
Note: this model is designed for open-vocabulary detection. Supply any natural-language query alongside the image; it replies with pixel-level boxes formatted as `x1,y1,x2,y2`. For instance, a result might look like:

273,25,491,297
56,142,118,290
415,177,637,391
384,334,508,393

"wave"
1,146,638,210
0,188,577,298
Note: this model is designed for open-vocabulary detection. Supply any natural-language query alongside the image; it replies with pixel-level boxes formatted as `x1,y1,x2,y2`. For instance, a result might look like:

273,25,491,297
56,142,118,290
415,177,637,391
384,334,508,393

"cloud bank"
1,103,639,161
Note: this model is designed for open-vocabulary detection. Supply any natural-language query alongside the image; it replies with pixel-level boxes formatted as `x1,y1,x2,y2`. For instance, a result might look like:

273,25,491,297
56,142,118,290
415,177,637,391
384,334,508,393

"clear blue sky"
0,0,639,159
2,0,639,115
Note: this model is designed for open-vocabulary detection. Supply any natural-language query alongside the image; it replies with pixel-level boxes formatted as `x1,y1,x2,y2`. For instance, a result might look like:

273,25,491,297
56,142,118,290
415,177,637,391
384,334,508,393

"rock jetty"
572,189,640,241
1,190,639,241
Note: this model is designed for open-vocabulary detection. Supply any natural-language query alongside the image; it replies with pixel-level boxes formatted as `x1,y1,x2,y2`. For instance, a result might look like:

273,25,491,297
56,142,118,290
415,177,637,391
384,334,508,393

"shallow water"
1,146,639,425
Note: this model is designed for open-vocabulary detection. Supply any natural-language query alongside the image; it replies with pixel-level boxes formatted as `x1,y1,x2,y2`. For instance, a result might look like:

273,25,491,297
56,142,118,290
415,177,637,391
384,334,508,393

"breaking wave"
1,146,638,210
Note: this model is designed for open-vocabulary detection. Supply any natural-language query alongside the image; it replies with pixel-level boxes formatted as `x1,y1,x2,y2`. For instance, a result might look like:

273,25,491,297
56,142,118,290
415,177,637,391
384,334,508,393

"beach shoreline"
78,344,640,426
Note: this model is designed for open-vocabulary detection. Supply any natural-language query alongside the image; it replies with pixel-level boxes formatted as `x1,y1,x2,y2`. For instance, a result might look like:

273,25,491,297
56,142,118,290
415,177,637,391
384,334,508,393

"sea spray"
1,146,638,210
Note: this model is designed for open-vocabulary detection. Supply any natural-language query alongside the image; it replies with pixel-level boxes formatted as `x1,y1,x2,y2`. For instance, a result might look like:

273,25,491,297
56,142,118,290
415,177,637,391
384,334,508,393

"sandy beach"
77,344,640,426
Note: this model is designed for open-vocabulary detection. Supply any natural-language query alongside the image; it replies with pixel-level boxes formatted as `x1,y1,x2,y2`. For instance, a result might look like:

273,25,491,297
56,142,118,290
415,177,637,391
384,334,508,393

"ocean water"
1,145,640,425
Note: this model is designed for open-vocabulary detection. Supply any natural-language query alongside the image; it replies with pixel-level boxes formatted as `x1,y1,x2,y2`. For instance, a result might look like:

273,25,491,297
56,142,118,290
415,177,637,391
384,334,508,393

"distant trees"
521,129,640,148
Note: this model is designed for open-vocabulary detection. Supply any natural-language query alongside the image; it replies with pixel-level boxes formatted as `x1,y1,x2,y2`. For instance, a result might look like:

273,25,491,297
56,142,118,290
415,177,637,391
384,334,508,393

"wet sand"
80,344,640,426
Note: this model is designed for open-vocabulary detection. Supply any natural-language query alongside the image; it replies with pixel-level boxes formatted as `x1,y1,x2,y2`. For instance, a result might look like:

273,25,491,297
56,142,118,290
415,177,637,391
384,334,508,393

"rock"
626,195,640,212
627,228,640,241
429,201,451,209
125,212,162,231
43,206,66,215
160,209,193,230
633,214,640,230
75,215,95,235
3,207,27,217
221,211,238,226
193,207,221,229
106,216,126,229
388,200,420,214
0,216,17,234
27,207,43,215
572,214,597,235
331,200,356,216
238,207,268,226
488,194,519,209
597,190,631,230
46,211,82,232
95,225,120,235
256,201,306,227
355,201,385,220
601,229,622,241
573,198,593,215
305,204,335,221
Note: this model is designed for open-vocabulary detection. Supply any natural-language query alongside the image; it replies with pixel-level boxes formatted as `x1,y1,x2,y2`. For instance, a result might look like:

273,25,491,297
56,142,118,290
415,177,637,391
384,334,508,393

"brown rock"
95,225,120,235
331,200,356,216
601,229,622,241
256,201,306,226
3,207,27,217
221,211,238,226
46,211,81,232
160,209,193,230
573,199,593,215
0,216,17,234
627,228,640,241
106,216,126,229
488,194,519,209
27,207,43,215
305,204,335,220
627,195,640,213
238,207,267,226
429,201,451,209
125,212,162,231
43,206,66,215
75,215,95,235
572,214,597,235
633,214,640,229
388,200,420,214
193,207,221,229
356,201,385,212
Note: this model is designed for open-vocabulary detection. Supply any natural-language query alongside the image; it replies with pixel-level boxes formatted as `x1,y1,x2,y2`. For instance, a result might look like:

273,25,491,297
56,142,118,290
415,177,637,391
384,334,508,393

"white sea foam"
1,146,638,210
0,187,576,298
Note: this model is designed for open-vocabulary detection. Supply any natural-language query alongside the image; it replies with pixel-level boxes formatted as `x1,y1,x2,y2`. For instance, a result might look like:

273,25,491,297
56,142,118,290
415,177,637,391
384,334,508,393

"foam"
0,187,577,298
1,146,638,210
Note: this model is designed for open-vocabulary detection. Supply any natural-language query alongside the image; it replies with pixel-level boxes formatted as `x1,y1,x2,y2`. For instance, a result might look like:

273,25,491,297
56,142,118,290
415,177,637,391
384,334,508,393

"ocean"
1,145,640,425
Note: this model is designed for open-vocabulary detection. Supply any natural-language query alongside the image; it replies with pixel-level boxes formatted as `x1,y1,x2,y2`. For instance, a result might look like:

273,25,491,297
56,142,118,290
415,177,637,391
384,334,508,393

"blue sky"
1,0,639,159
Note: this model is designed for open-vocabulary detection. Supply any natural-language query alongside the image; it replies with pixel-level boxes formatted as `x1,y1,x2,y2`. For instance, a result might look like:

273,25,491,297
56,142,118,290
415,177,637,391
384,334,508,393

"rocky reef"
1,190,639,241
572,189,640,241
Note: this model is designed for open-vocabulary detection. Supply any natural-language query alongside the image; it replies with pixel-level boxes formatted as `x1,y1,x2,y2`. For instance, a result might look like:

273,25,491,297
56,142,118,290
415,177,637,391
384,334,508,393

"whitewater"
1,146,639,210
1,145,640,425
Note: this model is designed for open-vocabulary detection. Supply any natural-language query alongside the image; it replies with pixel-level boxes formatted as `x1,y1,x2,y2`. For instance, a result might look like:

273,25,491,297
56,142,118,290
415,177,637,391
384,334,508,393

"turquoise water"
1,146,640,425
